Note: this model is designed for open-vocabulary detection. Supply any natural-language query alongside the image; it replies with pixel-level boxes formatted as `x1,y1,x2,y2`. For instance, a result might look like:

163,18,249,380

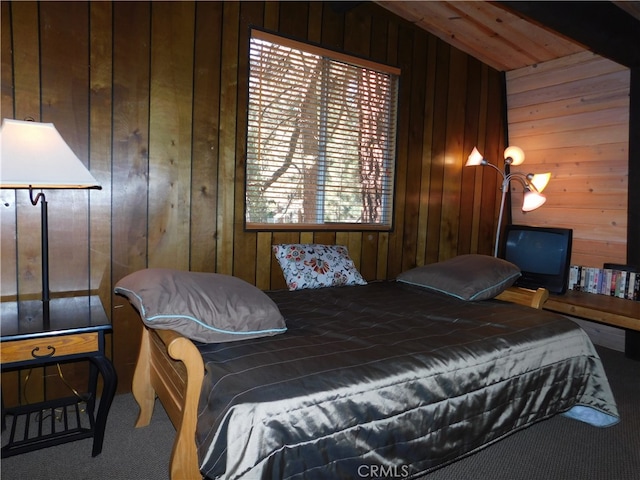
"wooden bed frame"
130,286,549,480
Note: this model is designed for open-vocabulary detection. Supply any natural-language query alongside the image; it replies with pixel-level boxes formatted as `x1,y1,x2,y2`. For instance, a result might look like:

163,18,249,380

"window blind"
246,29,399,230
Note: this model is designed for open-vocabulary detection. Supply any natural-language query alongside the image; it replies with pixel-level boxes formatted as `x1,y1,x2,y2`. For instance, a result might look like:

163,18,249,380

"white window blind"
245,30,400,230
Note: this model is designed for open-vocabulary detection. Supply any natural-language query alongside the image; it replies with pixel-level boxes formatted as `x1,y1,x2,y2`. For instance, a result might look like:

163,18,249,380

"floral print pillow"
273,244,367,291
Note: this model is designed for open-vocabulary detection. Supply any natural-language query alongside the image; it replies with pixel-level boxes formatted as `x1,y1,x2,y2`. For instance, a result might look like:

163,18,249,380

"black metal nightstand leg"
89,354,117,457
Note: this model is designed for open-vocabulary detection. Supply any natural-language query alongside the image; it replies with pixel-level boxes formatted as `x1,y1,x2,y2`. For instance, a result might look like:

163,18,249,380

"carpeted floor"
1,390,175,480
1,346,638,480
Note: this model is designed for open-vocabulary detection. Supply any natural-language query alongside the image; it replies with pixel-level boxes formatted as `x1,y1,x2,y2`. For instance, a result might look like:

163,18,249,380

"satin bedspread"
195,282,618,480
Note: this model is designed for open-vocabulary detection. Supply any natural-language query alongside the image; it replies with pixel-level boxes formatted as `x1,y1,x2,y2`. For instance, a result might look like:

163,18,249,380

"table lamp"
0,118,101,321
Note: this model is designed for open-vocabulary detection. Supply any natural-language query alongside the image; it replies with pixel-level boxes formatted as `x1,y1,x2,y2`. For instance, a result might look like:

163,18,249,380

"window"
245,30,400,230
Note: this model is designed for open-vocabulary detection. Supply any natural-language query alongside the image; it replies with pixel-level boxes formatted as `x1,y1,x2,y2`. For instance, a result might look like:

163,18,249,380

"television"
501,224,573,294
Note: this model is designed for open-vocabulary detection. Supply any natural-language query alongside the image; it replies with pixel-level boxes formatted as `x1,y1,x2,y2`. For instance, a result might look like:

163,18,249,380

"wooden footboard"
132,326,204,480
495,286,549,309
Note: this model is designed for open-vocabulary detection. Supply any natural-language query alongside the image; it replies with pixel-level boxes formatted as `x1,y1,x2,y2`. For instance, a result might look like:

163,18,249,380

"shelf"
542,290,640,360
1,395,94,457
543,290,640,332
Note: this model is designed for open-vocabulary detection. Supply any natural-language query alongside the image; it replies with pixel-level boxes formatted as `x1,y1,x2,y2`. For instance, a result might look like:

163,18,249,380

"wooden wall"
0,0,504,400
506,52,630,268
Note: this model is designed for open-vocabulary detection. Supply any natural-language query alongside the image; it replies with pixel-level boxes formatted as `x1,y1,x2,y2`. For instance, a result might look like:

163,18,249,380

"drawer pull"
31,345,56,358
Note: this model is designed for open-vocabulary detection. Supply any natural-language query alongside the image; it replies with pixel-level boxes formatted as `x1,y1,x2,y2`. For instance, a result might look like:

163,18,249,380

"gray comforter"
195,281,618,479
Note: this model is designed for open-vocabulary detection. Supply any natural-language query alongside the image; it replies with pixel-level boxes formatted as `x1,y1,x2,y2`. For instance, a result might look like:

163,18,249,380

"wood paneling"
506,52,630,268
148,1,195,271
110,0,151,394
500,1,640,70
1,1,505,399
375,1,586,72
376,1,640,72
89,1,113,306
190,1,222,274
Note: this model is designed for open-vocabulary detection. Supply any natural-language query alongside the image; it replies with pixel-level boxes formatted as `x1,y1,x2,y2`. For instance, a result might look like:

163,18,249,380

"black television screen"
501,225,573,294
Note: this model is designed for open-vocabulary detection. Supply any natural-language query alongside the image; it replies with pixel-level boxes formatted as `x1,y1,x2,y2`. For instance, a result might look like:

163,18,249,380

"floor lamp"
0,118,101,323
466,146,550,257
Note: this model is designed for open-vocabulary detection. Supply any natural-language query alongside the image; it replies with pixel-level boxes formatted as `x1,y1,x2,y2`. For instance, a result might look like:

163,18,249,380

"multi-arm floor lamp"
0,118,101,321
466,146,550,257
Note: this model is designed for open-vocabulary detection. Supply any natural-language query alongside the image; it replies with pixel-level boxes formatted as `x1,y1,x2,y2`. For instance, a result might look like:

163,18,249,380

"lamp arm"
483,161,505,178
29,187,45,206
504,172,537,191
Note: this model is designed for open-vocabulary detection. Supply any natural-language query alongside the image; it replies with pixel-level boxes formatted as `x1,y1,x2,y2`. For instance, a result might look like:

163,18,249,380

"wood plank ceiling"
375,1,640,72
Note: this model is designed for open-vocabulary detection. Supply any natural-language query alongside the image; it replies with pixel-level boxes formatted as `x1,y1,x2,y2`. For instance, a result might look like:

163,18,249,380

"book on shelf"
568,265,639,301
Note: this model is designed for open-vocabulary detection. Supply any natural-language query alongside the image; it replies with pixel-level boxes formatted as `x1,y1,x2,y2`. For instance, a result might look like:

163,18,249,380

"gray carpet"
1,346,638,480
1,391,175,480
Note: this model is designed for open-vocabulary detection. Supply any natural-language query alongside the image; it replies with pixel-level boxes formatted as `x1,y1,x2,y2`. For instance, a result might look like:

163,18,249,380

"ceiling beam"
497,1,640,68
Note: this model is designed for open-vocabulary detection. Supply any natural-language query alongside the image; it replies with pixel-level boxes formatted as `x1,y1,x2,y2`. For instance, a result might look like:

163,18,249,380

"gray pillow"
396,254,521,301
114,269,286,343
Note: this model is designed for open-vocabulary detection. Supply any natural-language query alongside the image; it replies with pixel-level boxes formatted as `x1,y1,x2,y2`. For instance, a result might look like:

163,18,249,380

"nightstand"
1,295,117,457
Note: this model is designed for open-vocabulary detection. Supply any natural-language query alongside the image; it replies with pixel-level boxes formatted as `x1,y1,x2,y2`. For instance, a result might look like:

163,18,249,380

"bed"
116,251,619,480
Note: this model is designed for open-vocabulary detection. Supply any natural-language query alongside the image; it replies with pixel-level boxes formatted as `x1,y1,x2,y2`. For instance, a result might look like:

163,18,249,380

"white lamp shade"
521,190,546,212
530,172,551,193
466,147,485,166
503,145,525,166
0,118,101,189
